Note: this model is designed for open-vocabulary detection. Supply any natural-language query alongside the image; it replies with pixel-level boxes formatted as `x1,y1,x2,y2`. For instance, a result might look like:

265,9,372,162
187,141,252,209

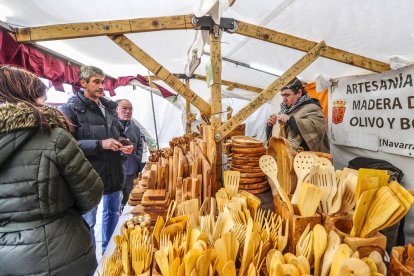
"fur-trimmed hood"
0,102,71,167
0,102,71,134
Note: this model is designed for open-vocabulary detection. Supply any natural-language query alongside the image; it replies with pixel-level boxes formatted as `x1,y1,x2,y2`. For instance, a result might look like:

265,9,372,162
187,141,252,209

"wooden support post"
215,41,326,141
15,15,193,42
109,35,211,118
208,29,223,194
185,78,192,134
235,20,390,73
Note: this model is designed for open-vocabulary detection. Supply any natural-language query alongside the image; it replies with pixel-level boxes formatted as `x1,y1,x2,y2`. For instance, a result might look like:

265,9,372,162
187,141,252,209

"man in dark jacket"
116,99,143,212
60,65,134,254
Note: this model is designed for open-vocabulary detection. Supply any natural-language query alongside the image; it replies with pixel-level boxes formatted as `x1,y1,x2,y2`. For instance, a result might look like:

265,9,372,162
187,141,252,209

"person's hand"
119,145,134,154
277,114,290,123
267,114,277,126
101,138,123,151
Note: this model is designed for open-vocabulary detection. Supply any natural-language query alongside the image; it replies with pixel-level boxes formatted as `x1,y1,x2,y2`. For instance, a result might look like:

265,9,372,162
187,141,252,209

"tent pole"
147,73,160,150
185,78,192,134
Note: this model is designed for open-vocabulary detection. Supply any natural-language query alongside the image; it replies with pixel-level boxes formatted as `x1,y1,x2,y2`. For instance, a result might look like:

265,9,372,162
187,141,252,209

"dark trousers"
121,174,136,206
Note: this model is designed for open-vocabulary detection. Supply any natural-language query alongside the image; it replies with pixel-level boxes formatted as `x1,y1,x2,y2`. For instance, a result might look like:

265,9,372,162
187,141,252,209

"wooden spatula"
291,152,318,204
298,183,323,217
260,155,294,213
359,186,400,238
350,189,377,237
313,224,328,276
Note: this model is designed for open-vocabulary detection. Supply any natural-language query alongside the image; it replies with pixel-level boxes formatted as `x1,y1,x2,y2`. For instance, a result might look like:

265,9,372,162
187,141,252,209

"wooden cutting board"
143,189,167,200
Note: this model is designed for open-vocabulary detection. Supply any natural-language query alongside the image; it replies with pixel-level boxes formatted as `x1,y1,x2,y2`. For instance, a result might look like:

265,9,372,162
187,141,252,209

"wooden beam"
235,20,390,73
209,30,223,192
215,41,326,141
193,74,263,93
15,15,193,42
14,13,389,74
210,33,222,129
144,74,264,93
110,34,211,117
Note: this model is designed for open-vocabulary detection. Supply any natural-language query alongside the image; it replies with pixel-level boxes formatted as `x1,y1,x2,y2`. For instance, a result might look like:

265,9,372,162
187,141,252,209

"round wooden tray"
239,176,267,183
231,136,263,145
239,180,268,189
232,142,264,148
232,147,266,154
229,166,263,173
239,185,269,194
240,171,266,178
231,153,264,159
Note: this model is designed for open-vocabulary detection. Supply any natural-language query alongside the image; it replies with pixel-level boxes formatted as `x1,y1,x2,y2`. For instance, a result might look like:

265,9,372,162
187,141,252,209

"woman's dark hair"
0,65,72,132
282,77,308,95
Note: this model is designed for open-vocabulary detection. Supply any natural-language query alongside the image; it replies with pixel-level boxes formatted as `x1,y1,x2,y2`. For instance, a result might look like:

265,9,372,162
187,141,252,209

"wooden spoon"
312,224,328,276
320,231,341,276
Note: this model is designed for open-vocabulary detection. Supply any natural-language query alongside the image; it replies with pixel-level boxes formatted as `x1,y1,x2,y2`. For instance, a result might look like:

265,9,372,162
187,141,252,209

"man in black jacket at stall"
60,65,133,254
116,99,143,213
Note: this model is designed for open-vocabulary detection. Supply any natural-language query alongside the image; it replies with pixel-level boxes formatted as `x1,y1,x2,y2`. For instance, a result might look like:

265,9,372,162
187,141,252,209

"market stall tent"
1,0,414,240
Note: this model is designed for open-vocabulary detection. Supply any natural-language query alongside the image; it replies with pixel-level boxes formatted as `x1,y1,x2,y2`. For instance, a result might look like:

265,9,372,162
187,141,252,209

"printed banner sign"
329,64,414,157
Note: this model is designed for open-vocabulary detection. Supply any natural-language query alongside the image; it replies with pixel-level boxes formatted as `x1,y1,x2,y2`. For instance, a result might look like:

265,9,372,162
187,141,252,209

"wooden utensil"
320,230,341,276
313,224,328,276
359,186,400,238
223,170,240,198
350,189,377,237
292,152,318,204
317,165,337,214
340,173,358,213
338,257,371,276
297,183,323,217
155,250,170,276
222,260,237,276
329,243,352,276
259,155,294,212
267,137,296,195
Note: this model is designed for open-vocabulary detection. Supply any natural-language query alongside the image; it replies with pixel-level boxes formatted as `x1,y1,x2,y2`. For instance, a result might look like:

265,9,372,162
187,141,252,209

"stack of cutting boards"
128,173,150,206
140,189,170,223
229,136,269,194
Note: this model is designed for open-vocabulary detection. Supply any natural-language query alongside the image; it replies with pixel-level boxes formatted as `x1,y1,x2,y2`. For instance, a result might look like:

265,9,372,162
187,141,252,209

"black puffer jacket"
0,102,103,275
60,91,125,194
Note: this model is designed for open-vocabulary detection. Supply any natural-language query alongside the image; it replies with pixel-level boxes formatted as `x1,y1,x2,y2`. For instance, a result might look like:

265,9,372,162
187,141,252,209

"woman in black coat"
0,66,104,275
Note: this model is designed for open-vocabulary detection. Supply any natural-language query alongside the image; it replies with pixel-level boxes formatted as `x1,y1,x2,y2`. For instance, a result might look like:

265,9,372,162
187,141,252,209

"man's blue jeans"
83,191,121,253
